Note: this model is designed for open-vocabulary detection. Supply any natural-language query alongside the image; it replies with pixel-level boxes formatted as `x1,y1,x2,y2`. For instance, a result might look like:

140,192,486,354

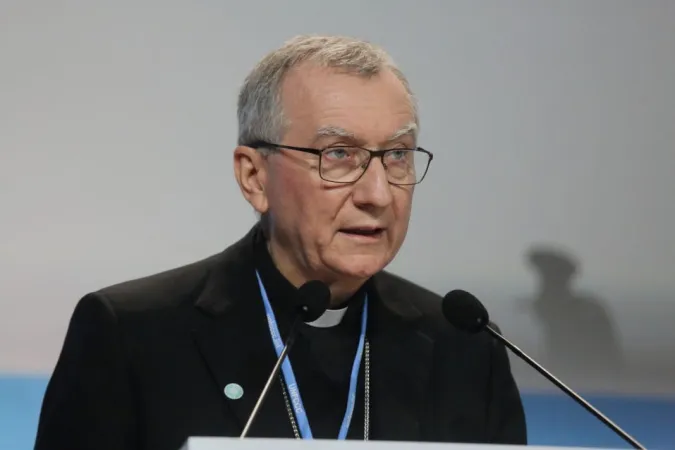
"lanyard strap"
255,271,368,440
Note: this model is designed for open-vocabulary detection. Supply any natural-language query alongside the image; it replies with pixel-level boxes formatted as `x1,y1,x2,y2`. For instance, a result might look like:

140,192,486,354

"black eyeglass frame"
248,141,434,186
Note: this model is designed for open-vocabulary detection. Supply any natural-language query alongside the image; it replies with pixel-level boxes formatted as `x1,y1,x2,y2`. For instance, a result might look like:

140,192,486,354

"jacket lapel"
191,308,279,435
189,227,293,437
369,273,435,440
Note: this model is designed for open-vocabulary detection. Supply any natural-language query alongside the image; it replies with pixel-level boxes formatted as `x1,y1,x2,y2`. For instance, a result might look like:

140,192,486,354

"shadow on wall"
519,244,623,380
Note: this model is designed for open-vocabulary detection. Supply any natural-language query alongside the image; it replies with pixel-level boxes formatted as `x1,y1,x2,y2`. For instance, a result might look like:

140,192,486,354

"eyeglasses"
249,141,433,186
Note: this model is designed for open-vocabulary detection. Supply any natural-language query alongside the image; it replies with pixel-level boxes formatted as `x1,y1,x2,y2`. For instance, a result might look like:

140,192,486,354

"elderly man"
34,35,526,450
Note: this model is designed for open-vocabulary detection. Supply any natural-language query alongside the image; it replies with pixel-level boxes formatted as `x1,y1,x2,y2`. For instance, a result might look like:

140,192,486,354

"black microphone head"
295,280,331,322
442,289,490,334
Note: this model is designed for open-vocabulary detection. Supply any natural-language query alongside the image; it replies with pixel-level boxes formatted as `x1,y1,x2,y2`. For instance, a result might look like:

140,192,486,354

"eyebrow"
315,121,418,142
316,125,355,138
389,122,418,141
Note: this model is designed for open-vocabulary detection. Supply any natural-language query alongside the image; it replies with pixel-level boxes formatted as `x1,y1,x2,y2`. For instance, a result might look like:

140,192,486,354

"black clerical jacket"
34,224,527,450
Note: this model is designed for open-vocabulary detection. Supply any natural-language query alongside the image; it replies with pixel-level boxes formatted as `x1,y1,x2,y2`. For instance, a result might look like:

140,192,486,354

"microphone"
442,289,645,450
240,280,330,438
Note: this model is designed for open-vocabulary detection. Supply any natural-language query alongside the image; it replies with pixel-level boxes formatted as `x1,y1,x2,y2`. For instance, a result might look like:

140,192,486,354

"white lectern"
180,437,615,450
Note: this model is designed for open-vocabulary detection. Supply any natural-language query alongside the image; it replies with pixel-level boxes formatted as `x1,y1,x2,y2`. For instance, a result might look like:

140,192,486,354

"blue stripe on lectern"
1,375,674,449
0,376,47,450
521,392,675,449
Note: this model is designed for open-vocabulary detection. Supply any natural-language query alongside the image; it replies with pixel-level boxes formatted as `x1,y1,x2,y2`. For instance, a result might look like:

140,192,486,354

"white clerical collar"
305,306,348,328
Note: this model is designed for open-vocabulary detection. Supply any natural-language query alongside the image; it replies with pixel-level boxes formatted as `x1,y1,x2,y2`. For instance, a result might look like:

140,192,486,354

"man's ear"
233,146,269,214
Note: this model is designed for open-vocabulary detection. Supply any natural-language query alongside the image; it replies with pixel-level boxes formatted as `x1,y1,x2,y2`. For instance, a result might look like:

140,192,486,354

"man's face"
263,64,417,283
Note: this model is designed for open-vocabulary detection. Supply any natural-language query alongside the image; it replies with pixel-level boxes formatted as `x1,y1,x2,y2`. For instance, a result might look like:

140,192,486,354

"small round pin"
224,383,244,400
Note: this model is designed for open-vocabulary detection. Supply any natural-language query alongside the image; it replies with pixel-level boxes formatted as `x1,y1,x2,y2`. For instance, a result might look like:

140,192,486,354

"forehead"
280,64,416,143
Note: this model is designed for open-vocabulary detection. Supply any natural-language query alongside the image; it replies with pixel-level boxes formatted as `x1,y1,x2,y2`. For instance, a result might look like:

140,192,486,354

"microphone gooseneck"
240,279,330,438
442,290,646,450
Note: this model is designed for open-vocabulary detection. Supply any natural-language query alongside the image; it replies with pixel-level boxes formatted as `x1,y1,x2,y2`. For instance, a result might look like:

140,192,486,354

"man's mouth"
339,227,385,237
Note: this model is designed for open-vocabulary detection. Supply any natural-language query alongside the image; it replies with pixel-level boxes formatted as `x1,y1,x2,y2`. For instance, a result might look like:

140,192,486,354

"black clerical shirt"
253,231,369,439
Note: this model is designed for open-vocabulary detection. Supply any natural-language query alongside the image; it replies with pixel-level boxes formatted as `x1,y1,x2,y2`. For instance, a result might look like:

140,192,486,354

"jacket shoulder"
94,226,257,315
94,252,222,314
375,270,444,318
375,271,500,348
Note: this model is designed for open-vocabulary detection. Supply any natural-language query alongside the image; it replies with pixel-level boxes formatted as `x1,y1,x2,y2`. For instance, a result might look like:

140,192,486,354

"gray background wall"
2,0,674,401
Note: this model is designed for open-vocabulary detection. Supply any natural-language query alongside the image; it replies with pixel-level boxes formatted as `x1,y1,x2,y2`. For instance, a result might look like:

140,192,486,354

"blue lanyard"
255,271,368,440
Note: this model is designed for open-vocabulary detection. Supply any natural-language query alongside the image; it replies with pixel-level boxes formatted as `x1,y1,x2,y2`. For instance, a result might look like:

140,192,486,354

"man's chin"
326,254,391,280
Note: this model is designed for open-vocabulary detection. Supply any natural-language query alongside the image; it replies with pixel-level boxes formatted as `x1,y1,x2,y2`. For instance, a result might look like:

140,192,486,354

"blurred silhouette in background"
523,245,623,380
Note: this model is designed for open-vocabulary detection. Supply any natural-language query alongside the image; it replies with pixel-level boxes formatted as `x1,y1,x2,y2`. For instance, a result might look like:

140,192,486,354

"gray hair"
237,34,418,150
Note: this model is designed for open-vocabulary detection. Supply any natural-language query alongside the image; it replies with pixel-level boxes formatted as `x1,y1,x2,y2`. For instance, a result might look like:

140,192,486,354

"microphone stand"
240,317,301,438
485,324,645,450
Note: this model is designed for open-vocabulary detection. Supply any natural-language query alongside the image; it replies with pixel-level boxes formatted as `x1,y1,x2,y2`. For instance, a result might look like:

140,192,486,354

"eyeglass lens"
320,147,428,184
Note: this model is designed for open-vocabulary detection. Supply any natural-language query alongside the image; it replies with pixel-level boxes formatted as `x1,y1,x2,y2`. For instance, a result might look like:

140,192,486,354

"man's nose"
351,157,394,209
